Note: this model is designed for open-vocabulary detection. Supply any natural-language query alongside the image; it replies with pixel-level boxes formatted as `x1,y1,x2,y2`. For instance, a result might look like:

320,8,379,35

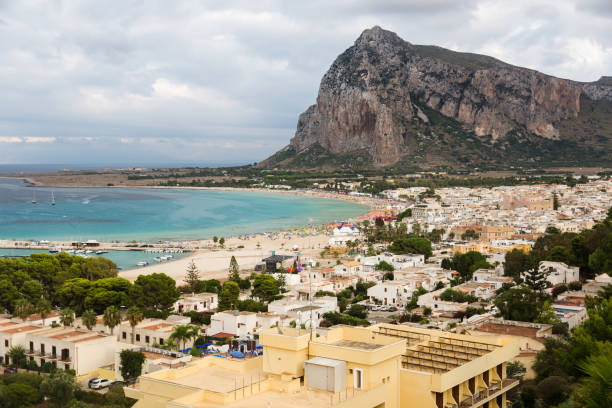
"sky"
0,0,611,167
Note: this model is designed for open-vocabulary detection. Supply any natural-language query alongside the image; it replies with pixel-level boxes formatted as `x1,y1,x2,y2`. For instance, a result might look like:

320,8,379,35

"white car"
89,378,112,389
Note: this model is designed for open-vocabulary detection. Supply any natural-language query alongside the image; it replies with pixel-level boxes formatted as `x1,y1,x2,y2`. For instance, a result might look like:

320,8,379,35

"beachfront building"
174,292,218,314
261,253,295,273
117,316,194,348
537,261,580,285
208,311,257,338
328,223,360,247
267,296,338,328
125,323,520,408
24,326,116,375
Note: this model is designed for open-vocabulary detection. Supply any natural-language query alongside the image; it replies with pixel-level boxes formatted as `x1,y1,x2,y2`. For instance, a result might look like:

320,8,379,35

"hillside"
261,26,612,170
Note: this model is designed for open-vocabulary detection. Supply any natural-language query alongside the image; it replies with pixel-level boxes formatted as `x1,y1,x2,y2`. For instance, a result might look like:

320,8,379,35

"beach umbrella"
230,351,245,359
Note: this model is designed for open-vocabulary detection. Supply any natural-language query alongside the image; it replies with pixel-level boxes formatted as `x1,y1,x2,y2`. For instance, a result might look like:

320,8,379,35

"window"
145,336,150,343
136,334,140,342
159,338,164,345
122,332,126,340
29,341,33,352
354,368,363,389
4,340,7,347
65,364,70,370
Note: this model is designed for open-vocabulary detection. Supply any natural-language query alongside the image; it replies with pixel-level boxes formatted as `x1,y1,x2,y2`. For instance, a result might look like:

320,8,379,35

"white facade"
208,311,257,338
24,327,116,375
174,292,218,313
328,224,360,246
0,320,48,365
367,281,414,307
117,317,194,349
538,261,580,285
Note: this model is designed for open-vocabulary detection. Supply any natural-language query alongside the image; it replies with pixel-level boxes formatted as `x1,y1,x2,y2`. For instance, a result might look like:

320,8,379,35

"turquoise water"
0,248,185,271
0,178,367,241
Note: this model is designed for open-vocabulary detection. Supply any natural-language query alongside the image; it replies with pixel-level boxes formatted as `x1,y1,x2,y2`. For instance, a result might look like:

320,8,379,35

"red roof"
209,332,235,338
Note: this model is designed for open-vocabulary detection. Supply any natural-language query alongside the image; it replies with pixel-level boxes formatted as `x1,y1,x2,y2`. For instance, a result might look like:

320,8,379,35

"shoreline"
1,177,385,283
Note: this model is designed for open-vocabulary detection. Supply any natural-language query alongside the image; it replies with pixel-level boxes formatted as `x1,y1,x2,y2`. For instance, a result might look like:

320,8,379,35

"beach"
119,233,331,284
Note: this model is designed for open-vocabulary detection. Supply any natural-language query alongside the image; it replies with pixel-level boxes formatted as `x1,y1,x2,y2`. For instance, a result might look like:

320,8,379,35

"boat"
32,191,36,204
95,250,108,255
136,261,149,267
51,191,55,205
49,248,59,254
85,250,94,254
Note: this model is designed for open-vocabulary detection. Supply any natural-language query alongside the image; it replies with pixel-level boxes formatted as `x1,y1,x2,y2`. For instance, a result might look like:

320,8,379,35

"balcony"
59,355,71,362
25,349,37,356
458,378,519,407
45,353,58,360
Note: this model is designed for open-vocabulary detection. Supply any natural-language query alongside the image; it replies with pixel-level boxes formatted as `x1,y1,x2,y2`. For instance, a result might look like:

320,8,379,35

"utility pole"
309,265,314,341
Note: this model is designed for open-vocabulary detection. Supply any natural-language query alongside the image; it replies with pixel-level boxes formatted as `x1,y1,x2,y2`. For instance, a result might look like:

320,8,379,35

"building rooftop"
331,340,383,351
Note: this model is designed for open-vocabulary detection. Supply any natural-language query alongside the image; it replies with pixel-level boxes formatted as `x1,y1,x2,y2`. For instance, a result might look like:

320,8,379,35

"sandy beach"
119,233,331,284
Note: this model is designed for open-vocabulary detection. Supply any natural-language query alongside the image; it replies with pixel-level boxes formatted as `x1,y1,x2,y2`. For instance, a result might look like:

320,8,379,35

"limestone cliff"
279,26,612,169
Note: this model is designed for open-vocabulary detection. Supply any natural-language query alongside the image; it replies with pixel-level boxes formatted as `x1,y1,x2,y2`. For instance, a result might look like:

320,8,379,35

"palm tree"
8,345,26,368
14,299,33,322
126,306,144,344
103,305,121,335
81,309,97,331
36,299,52,326
170,325,199,351
59,308,75,327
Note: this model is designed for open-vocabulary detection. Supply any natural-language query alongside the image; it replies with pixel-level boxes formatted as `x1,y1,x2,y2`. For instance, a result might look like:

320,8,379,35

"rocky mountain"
263,26,612,170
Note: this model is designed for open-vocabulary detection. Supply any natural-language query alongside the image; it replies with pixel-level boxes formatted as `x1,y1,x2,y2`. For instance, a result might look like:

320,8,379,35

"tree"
213,236,218,245
504,249,533,280
170,325,199,351
126,306,144,344
446,251,492,282
572,343,612,408
36,298,53,326
14,298,33,321
21,279,43,303
40,370,78,407
0,278,20,313
375,261,394,272
251,274,280,302
346,304,367,319
103,305,121,335
461,229,480,241
218,281,240,311
59,308,75,327
219,237,225,247
119,349,145,383
388,237,432,258
81,309,97,331
3,383,42,407
228,256,240,282
8,345,26,367
524,268,547,293
494,286,540,322
374,217,385,227
131,273,180,316
184,260,200,292
537,376,571,406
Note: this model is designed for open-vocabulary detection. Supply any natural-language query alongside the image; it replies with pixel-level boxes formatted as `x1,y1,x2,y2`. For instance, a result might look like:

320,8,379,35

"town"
1,176,611,408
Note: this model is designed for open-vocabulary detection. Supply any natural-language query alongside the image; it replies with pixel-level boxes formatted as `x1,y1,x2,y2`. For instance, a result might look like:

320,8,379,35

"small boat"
85,250,94,254
51,191,56,206
49,249,59,254
32,191,37,204
136,261,149,267
95,250,108,255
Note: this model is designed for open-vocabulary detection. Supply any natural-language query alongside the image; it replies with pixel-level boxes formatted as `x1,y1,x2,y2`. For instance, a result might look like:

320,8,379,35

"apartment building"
0,320,47,365
126,323,520,408
24,327,116,375
117,316,193,348
367,281,414,307
174,292,218,313
208,311,257,338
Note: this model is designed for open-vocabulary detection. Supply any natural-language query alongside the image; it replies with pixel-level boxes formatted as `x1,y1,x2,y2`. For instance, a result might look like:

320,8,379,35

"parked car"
109,380,126,387
87,377,99,388
3,367,18,374
89,378,112,389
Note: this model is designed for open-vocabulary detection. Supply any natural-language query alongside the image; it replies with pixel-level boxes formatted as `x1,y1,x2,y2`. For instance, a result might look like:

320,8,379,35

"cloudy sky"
1,0,611,167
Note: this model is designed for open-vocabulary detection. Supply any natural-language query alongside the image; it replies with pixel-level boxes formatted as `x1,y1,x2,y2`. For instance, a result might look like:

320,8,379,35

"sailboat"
32,190,37,204
51,191,56,206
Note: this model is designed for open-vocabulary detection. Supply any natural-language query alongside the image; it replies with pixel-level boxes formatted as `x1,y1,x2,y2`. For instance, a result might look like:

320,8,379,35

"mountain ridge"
262,26,612,170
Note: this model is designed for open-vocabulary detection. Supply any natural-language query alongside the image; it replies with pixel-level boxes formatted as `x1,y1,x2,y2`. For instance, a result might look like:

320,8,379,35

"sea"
0,177,367,242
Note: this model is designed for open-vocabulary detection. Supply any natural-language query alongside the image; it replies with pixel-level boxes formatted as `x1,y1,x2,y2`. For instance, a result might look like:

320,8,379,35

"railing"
458,378,520,407
25,349,37,355
59,355,71,362
45,353,58,360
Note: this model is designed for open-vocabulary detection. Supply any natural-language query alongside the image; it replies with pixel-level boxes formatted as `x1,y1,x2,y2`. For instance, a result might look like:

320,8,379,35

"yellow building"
126,323,520,408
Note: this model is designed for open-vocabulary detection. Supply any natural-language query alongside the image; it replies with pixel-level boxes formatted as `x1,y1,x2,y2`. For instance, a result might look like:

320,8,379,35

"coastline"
1,176,385,283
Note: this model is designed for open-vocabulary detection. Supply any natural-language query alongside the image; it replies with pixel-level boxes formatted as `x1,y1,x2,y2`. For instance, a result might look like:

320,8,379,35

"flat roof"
1,325,41,334
331,340,384,351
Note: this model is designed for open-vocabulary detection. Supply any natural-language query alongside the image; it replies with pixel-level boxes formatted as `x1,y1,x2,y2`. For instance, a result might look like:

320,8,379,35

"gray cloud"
0,0,610,166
